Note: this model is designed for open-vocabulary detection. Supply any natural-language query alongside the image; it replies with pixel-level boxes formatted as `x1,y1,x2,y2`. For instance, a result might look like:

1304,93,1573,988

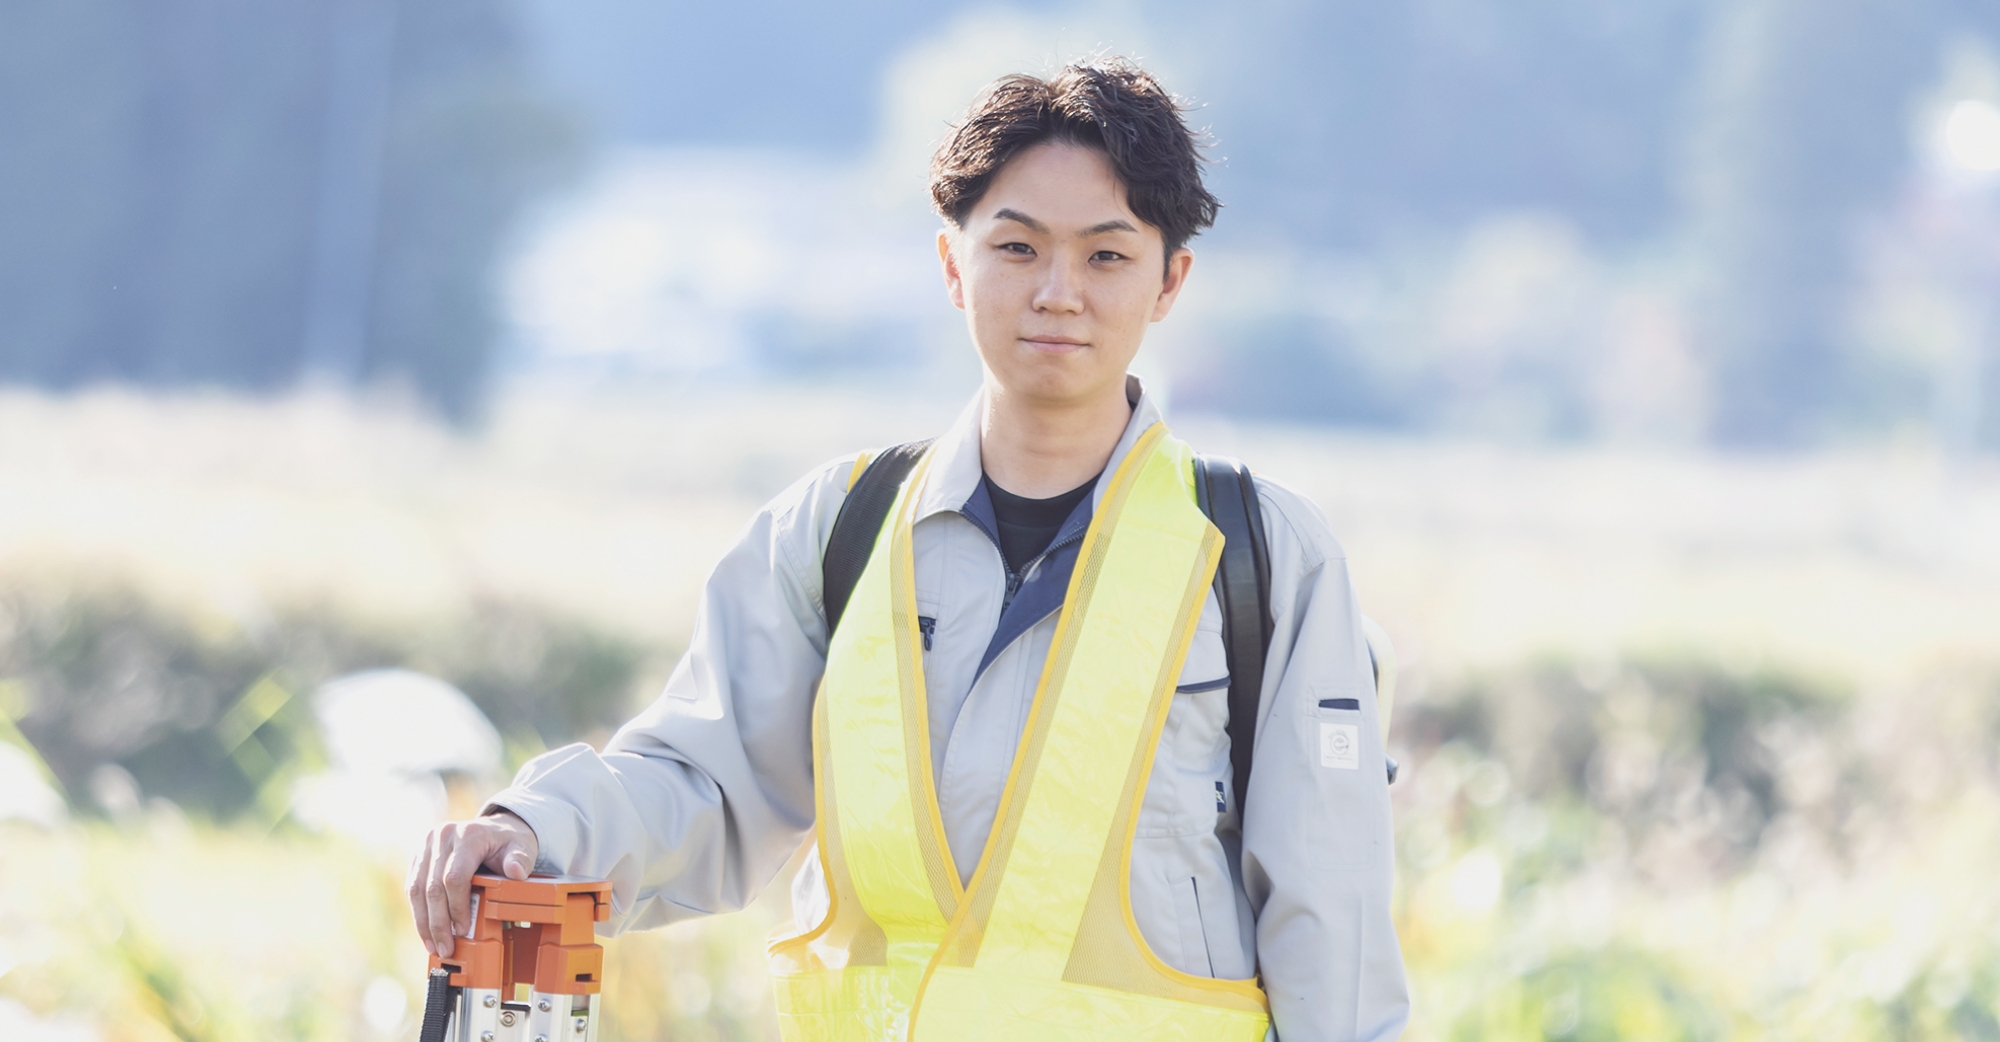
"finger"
440,824,492,948
407,839,437,954
426,826,463,959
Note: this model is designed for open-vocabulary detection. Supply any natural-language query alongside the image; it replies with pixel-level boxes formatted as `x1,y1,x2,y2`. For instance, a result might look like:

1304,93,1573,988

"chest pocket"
1173,631,1229,694
1173,593,1229,694
1142,595,1231,837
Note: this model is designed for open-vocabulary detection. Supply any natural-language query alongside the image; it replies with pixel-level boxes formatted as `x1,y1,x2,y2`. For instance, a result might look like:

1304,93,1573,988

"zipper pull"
917,616,936,652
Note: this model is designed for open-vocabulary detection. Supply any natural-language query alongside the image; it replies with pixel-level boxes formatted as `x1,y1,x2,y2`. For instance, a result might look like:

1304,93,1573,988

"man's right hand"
407,810,541,958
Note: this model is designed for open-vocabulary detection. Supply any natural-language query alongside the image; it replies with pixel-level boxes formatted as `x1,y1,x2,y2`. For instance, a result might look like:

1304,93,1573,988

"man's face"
939,143,1193,409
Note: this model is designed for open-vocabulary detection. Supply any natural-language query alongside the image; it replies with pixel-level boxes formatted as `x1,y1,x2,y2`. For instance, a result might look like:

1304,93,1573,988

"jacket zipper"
964,509,1089,614
1005,526,1087,612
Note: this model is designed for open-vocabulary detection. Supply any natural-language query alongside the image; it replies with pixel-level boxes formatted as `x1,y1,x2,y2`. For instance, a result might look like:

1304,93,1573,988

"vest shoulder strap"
1193,455,1274,820
822,439,933,636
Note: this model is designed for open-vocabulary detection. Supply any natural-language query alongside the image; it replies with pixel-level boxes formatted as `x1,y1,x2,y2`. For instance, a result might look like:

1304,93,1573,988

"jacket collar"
914,374,1161,522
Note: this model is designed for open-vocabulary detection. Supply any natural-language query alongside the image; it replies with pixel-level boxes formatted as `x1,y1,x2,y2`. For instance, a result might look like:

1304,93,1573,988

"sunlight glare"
1943,100,2000,172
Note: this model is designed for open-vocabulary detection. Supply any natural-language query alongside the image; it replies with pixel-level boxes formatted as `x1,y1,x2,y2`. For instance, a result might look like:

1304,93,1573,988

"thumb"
499,839,533,880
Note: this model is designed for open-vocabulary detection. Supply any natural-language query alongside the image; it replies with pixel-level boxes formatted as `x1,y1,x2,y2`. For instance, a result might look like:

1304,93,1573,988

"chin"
1010,369,1112,406
981,344,1122,404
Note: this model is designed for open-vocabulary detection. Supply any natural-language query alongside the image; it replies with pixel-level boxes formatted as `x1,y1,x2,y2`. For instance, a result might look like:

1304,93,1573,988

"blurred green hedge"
0,582,663,821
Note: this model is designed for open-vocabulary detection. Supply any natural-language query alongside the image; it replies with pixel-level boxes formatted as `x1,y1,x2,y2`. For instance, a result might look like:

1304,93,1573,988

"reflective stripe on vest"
769,423,1273,1041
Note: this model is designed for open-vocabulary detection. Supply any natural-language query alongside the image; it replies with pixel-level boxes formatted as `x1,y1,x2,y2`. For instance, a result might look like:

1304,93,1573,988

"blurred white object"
0,998,100,1042
291,670,502,856
362,974,409,1036
291,769,451,858
314,669,501,775
0,744,66,828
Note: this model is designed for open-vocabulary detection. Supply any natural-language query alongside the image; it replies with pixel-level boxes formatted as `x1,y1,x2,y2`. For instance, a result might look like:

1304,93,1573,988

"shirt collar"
914,373,1162,522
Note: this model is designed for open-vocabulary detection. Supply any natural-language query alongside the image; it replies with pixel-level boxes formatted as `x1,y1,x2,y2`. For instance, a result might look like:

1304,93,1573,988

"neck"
979,376,1133,498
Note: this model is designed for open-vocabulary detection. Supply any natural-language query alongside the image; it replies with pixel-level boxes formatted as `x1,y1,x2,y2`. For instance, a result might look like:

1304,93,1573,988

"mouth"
1021,335,1090,353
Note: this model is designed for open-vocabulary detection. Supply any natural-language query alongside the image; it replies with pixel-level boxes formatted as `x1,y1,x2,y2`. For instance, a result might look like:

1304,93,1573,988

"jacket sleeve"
483,457,854,933
1242,479,1410,1042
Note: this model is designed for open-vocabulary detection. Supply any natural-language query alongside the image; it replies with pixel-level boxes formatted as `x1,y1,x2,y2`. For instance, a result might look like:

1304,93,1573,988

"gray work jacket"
489,380,1410,1041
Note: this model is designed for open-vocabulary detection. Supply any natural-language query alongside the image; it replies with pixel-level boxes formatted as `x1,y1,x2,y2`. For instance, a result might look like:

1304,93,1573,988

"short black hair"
930,57,1220,258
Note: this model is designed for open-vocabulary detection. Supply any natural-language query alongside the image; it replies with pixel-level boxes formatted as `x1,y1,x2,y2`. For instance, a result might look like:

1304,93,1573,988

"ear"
1149,247,1195,323
937,228,966,312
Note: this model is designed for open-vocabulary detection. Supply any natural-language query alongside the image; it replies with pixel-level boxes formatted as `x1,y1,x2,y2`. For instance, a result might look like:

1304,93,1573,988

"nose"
1031,252,1084,315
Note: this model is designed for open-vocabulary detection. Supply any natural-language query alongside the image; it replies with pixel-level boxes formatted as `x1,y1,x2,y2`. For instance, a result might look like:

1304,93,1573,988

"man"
410,58,1408,1041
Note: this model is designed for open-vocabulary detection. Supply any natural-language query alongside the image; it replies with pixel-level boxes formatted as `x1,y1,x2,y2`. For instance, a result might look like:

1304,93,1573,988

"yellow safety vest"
769,423,1273,1041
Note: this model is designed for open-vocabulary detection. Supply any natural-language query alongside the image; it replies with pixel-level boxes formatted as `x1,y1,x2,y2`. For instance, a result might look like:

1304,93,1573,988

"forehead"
972,142,1148,234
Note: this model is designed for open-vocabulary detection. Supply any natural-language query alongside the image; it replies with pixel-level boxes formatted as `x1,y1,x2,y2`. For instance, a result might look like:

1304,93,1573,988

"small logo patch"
1320,722,1359,770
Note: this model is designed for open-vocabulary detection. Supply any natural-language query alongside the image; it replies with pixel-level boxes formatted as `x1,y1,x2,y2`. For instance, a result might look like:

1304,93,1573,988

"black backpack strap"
822,439,934,636
1195,455,1273,822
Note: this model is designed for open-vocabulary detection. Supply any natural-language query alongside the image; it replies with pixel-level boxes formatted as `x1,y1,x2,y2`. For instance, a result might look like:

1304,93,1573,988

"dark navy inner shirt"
981,472,1097,575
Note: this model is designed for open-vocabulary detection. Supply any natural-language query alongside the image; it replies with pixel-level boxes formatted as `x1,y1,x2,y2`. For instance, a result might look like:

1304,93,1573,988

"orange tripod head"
418,873,612,1042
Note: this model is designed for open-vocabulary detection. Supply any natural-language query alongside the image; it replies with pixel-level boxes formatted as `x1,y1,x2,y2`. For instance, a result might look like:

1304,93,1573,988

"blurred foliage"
1402,658,1855,874
0,823,430,1042
4,388,1999,1037
1388,653,2000,1040
1446,949,1726,1042
6,646,2000,1040
0,582,659,821
0,819,783,1042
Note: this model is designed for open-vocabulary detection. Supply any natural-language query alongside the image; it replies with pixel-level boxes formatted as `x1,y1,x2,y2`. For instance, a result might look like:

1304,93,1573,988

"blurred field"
3,383,1999,1040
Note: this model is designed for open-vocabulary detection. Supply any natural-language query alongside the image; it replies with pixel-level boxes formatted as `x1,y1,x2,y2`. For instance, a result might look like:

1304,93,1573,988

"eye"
1091,250,1128,263
999,241,1035,257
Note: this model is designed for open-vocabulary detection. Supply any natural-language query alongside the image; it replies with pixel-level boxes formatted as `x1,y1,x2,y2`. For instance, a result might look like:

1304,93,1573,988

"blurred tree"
365,0,582,419
1170,313,1408,426
1682,0,2000,446
0,0,579,421
9,0,2000,440
1155,0,1714,249
1150,0,2000,444
519,0,1041,154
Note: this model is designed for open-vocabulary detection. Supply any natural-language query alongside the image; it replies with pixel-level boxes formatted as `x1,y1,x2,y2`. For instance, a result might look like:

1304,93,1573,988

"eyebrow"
990,209,1139,238
992,208,1047,233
